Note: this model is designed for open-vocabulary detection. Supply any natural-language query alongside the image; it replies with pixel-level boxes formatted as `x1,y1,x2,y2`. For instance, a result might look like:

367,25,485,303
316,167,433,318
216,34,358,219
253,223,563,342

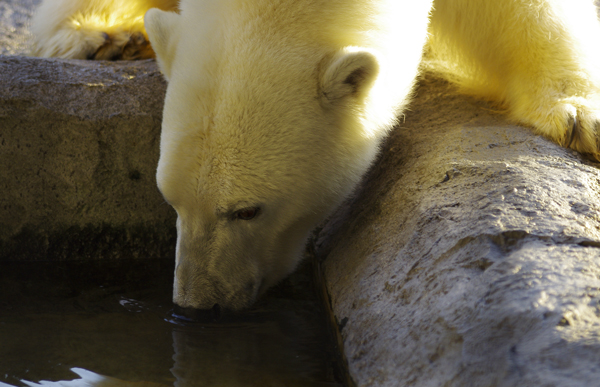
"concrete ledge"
0,56,176,261
316,76,600,386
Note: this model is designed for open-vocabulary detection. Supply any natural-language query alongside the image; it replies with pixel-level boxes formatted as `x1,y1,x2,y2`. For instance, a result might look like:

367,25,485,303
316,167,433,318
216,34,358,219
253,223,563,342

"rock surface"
0,0,40,56
315,76,600,387
0,56,176,260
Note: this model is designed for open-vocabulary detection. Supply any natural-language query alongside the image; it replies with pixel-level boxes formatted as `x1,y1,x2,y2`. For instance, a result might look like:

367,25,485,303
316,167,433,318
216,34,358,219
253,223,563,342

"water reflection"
169,311,338,387
15,367,168,386
0,260,344,387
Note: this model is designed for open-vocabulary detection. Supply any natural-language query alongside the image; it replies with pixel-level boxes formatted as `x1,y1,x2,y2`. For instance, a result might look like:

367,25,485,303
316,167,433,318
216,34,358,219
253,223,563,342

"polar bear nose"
172,303,223,322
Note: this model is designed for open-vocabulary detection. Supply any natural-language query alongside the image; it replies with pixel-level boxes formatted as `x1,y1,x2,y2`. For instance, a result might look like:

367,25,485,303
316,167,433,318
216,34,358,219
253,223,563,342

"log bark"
316,75,600,387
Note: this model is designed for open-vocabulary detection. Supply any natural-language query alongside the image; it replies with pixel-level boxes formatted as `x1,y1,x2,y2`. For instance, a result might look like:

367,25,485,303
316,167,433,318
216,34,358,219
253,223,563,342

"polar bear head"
145,6,384,311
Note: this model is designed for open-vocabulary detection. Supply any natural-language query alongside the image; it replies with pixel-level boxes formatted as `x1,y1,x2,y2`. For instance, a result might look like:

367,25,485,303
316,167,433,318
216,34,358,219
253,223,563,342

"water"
0,259,346,386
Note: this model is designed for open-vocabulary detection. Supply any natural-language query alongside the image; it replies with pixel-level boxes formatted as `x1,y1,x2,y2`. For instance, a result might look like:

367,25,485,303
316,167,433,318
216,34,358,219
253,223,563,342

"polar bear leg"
429,0,600,158
31,0,178,60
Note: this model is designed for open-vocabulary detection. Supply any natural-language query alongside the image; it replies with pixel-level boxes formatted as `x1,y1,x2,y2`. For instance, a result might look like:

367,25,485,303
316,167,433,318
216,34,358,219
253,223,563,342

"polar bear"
32,0,600,310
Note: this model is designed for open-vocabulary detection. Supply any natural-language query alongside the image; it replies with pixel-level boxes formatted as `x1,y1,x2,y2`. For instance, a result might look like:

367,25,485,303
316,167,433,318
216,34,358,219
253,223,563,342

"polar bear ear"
145,9,180,80
320,48,380,103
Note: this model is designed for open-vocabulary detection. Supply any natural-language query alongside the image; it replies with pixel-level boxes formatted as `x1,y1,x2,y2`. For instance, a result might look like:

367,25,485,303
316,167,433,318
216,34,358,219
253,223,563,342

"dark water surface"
0,259,346,386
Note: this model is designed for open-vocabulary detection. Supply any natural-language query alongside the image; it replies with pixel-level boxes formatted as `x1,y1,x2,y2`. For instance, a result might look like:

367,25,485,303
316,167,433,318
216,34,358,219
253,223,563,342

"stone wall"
0,57,176,261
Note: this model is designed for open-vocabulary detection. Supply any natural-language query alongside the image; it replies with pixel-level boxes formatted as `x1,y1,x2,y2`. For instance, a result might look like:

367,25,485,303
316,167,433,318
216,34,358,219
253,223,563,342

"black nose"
172,303,222,322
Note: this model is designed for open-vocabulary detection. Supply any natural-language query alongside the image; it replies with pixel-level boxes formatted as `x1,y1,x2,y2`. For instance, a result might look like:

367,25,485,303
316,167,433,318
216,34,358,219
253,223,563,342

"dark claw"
89,31,153,61
121,32,152,60
87,33,113,60
129,31,147,46
595,120,600,155
567,115,578,148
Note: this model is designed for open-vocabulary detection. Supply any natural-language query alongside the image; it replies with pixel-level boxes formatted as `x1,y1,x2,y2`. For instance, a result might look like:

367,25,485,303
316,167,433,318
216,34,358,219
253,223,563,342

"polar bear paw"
517,97,600,160
550,101,600,160
32,25,153,60
30,2,155,61
563,112,599,157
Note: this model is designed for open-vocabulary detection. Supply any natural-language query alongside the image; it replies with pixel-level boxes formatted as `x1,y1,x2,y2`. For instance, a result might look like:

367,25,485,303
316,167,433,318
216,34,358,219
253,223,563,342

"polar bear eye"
233,207,260,220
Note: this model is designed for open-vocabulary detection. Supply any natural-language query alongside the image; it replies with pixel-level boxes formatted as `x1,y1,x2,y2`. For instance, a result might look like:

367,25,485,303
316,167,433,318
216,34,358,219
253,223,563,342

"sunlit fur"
428,0,600,156
32,0,600,309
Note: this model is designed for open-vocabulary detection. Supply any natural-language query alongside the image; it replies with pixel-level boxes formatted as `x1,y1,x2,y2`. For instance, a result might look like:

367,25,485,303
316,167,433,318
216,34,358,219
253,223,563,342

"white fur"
146,0,433,310
32,0,600,309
